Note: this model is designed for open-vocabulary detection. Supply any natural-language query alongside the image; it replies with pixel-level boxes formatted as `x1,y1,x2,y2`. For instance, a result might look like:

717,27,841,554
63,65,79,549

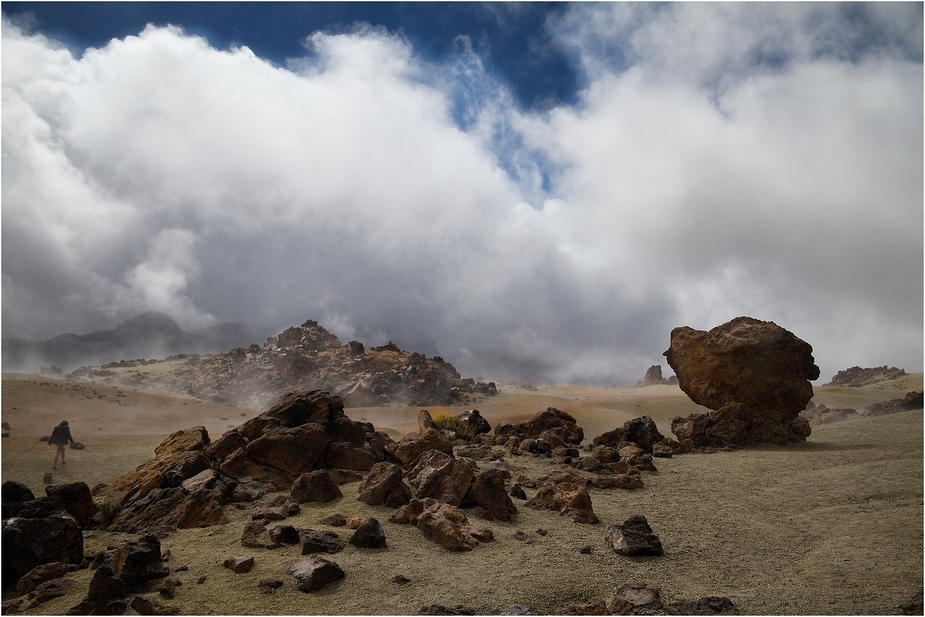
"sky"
2,2,923,385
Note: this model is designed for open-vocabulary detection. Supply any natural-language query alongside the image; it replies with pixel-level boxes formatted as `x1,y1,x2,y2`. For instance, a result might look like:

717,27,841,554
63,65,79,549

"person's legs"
53,444,65,468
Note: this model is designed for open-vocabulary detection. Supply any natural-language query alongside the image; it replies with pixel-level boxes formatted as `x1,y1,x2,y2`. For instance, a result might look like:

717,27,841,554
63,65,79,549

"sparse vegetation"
431,414,475,440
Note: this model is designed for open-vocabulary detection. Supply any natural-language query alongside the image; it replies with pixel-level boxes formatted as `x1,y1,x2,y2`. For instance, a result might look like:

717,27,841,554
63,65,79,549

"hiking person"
49,420,74,469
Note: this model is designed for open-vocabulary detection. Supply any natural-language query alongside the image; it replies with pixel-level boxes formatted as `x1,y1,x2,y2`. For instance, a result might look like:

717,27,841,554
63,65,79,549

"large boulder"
514,408,584,445
387,429,455,469
664,317,820,447
388,498,493,551
524,482,599,525
285,557,344,592
2,513,84,591
605,515,664,556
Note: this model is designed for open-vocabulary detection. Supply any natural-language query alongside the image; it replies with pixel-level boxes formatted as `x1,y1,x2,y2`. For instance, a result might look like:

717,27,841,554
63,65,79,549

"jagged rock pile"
68,320,497,409
96,390,395,533
825,366,906,387
800,402,859,426
665,317,819,448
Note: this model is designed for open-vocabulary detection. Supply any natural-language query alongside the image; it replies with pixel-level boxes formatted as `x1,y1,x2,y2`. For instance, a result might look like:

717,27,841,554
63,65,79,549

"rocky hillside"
2,312,274,373
825,365,907,387
66,320,496,410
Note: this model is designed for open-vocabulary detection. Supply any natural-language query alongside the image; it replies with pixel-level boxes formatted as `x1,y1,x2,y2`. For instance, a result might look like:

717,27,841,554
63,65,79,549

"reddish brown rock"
407,450,474,507
388,429,455,469
2,513,84,592
289,471,343,504
105,427,210,502
665,317,820,447
605,515,663,556
514,408,584,445
663,596,739,615
607,582,663,615
464,469,517,522
524,482,599,524
357,462,411,507
864,392,924,417
299,529,345,554
222,555,255,573
66,565,128,616
349,517,387,549
416,502,493,551
16,562,80,594
285,557,344,592
109,534,170,587
241,522,282,550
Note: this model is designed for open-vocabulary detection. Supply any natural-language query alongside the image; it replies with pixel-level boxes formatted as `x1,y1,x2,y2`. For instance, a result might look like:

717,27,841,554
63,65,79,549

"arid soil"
1,372,922,615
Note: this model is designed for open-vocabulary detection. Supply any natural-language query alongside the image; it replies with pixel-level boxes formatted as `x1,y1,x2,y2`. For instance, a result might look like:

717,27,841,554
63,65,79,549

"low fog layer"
2,4,922,384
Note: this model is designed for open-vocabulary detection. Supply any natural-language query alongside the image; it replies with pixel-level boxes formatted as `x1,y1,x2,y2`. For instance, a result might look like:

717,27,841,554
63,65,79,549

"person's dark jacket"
49,425,73,446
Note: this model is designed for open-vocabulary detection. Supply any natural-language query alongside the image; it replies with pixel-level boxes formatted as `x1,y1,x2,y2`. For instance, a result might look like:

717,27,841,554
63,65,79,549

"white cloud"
2,5,921,384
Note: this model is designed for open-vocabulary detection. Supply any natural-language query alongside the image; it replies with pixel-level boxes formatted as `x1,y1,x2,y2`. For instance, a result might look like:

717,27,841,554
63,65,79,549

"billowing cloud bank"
3,4,922,384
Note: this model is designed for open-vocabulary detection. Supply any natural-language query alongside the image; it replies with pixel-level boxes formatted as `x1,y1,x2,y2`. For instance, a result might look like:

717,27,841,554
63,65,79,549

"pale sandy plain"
1,372,922,615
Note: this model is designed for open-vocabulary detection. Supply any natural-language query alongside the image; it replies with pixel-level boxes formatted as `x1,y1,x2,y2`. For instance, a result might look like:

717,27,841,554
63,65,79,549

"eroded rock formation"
665,317,819,448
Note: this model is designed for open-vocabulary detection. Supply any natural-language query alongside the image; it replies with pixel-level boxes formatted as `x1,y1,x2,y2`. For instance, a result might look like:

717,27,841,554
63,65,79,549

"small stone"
579,545,592,554
257,578,285,594
347,516,365,529
222,556,255,573
319,513,347,527
392,574,411,585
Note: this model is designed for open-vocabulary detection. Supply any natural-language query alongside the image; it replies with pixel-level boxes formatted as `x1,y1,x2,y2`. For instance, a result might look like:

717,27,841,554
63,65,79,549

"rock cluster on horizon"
824,365,907,387
67,319,497,409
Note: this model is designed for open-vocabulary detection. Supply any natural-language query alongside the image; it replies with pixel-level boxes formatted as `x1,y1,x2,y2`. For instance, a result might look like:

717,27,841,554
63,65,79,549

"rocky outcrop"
633,365,679,387
407,450,475,507
67,319,497,409
665,317,819,448
356,462,411,507
388,429,455,469
864,392,923,417
826,366,906,387
100,391,392,532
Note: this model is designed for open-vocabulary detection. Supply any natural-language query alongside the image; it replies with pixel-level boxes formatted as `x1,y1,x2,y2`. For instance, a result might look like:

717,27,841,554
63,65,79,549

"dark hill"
2,312,274,372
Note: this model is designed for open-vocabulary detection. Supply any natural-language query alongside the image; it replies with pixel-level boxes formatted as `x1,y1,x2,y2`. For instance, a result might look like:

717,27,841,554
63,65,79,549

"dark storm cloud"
2,4,922,384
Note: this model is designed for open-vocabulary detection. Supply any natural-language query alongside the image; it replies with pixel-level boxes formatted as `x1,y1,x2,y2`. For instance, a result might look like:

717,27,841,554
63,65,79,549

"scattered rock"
2,512,84,591
24,577,77,609
865,392,924,417
356,462,411,507
66,565,129,615
257,578,284,594
158,577,181,599
241,521,282,549
407,450,475,507
390,498,493,551
318,513,347,527
347,517,365,529
579,545,592,554
392,574,411,585
419,604,477,615
562,600,610,615
222,555,255,573
349,517,387,549
826,366,906,387
607,581,663,614
16,562,80,594
285,557,345,592
900,588,924,615
388,429,455,469
299,529,345,554
663,596,740,615
605,515,664,556
465,468,517,522
269,524,300,545
491,607,537,615
524,482,599,524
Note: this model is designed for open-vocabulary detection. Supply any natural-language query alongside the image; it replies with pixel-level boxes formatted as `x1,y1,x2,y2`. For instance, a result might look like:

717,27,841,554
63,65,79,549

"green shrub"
431,414,475,441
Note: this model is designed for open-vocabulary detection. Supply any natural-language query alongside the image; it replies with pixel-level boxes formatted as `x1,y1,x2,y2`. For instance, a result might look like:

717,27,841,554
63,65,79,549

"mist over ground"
2,4,922,385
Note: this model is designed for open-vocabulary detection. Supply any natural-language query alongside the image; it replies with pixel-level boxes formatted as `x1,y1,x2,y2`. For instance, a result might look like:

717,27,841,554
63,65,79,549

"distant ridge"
1,311,275,372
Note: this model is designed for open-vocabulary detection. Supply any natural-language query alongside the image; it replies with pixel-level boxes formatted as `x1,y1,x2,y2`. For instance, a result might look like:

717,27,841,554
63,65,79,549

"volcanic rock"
241,522,282,549
512,408,584,445
66,565,129,616
388,429,455,469
2,512,84,591
865,392,924,417
24,576,77,609
16,562,80,594
662,596,740,615
299,529,345,554
605,515,663,556
607,582,663,614
357,462,411,507
268,524,300,545
289,471,343,504
389,498,493,551
129,596,181,615
222,555,255,573
665,317,819,447
285,557,345,592
109,534,170,587
349,517,387,549
464,468,517,522
622,416,665,453
826,365,906,387
458,409,492,436
524,482,599,524
407,450,475,506
1,481,35,519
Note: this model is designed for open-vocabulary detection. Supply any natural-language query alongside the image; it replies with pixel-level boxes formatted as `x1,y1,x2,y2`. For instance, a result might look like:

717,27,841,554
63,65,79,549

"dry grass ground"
1,372,922,615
